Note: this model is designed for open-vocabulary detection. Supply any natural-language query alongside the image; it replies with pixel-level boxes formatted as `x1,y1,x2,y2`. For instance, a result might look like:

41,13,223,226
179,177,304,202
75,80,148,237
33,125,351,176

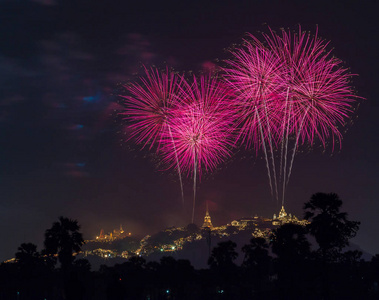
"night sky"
1,0,378,262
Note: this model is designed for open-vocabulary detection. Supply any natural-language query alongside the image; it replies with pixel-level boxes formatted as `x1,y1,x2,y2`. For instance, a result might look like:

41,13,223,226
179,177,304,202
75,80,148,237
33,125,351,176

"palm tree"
44,216,84,271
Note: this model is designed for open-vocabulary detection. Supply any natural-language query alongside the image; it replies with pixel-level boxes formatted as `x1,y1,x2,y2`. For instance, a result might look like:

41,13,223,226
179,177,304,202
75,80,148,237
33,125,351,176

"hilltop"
83,206,309,269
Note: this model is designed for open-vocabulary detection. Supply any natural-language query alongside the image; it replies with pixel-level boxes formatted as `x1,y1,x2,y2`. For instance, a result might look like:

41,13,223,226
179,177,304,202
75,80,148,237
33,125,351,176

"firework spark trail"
282,102,292,206
286,106,310,187
279,87,290,182
192,151,197,224
256,108,274,198
279,89,291,205
262,98,279,202
168,124,185,204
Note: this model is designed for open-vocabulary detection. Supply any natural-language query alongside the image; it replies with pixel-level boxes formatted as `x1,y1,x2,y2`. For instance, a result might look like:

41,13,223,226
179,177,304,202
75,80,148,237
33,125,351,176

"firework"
263,27,357,149
119,26,360,218
119,66,183,150
119,67,186,203
161,74,236,222
224,36,285,150
224,33,286,200
162,75,235,176
224,27,360,205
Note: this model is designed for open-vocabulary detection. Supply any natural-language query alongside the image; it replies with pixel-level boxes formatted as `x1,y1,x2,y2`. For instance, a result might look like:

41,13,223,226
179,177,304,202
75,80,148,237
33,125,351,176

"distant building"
112,224,125,238
231,220,240,227
94,224,131,241
272,206,309,226
83,206,309,261
202,202,213,229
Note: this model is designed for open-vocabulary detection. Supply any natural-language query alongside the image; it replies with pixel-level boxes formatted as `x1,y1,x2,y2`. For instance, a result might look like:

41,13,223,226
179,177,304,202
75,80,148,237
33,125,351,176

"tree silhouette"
14,243,55,298
208,240,239,298
44,216,84,271
186,223,199,235
15,243,45,279
208,240,238,270
242,237,271,298
270,223,311,297
15,242,55,274
304,193,360,259
304,192,360,299
15,243,40,266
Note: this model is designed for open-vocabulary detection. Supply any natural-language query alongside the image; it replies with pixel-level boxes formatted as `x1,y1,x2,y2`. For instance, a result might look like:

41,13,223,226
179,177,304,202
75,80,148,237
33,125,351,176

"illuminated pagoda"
279,206,287,219
94,224,130,241
272,206,309,226
202,202,213,229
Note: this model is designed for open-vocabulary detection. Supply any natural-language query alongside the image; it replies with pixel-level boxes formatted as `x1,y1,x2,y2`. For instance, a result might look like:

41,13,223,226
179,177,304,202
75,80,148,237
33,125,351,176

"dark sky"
0,0,378,262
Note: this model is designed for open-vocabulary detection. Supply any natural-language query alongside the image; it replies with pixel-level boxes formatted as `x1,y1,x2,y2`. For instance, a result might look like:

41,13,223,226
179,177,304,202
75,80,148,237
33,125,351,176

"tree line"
0,193,378,299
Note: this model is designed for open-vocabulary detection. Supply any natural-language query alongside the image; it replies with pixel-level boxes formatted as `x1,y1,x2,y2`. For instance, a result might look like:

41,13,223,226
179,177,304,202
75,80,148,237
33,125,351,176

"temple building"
272,206,309,226
202,202,213,229
113,224,125,238
95,224,131,241
279,206,287,219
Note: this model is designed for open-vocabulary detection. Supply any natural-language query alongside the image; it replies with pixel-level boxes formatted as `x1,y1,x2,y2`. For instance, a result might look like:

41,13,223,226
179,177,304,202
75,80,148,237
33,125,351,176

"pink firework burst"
223,35,286,151
161,74,235,178
119,66,183,150
264,27,359,149
225,26,360,151
223,26,361,205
